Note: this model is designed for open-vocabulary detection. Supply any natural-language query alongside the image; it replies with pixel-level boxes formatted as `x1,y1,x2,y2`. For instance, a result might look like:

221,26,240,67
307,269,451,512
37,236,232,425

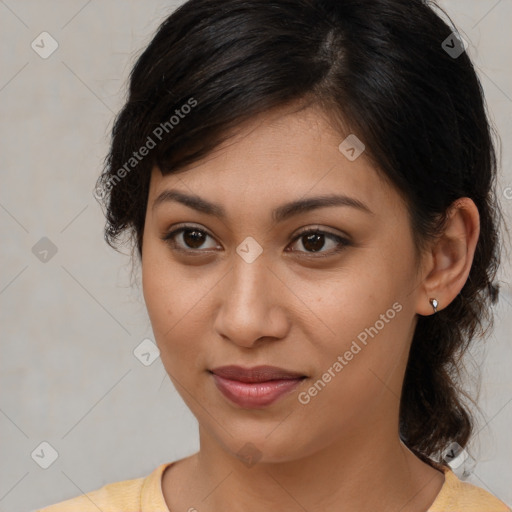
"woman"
37,0,510,510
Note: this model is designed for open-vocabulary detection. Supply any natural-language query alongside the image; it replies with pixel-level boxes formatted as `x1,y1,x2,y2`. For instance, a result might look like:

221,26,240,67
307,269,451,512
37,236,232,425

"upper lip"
210,365,306,383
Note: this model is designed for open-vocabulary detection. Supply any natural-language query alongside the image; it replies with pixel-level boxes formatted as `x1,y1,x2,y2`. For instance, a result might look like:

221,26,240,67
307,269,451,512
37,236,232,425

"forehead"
147,103,402,220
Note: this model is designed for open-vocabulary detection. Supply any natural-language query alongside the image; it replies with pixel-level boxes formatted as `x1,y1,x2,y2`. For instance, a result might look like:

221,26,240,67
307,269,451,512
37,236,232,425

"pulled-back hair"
95,0,504,468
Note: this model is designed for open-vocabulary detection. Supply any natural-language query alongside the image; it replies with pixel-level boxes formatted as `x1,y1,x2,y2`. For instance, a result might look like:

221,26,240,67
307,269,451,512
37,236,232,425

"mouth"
209,365,307,408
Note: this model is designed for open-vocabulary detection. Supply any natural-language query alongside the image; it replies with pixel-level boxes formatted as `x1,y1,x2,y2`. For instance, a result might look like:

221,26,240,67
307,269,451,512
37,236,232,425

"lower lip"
211,374,304,408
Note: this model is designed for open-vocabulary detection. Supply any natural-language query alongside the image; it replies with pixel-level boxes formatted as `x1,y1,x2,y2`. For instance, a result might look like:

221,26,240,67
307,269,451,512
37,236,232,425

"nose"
213,252,290,349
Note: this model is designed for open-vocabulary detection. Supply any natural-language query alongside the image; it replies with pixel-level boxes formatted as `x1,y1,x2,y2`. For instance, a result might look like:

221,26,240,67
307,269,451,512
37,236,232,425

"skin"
141,101,480,512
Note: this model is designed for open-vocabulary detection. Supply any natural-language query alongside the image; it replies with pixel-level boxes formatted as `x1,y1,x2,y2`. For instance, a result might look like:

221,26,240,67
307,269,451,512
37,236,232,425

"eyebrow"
152,189,374,222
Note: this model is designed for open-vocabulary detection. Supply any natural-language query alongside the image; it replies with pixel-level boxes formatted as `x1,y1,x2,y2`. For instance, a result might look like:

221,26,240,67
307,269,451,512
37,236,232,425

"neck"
168,423,444,512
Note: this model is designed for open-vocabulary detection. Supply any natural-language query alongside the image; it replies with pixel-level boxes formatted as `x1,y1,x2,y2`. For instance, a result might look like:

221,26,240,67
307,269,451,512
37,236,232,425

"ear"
415,197,480,316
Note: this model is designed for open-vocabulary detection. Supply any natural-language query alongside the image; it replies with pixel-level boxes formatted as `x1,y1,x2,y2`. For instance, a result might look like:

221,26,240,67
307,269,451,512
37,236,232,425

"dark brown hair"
95,0,504,468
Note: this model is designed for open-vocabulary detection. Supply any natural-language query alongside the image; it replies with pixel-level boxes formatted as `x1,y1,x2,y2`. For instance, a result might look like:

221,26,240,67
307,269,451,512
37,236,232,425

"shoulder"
34,476,144,512
429,467,511,512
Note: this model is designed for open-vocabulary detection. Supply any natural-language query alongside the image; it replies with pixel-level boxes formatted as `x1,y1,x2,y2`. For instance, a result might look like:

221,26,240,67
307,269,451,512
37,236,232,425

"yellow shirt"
35,462,511,512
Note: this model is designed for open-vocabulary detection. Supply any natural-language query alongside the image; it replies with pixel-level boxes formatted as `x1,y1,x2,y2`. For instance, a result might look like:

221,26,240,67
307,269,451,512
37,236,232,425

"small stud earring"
429,298,438,314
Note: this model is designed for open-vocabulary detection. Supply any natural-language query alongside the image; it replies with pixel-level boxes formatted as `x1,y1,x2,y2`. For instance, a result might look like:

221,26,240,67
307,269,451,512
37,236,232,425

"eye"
161,224,219,253
160,224,351,257
287,227,350,257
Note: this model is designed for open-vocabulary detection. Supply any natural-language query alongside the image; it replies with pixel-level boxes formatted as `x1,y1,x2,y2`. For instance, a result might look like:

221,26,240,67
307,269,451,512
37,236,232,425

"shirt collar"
140,462,175,511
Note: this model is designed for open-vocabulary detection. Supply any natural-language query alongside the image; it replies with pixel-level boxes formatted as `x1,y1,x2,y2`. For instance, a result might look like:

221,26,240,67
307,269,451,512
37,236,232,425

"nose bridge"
228,245,273,309
214,244,287,346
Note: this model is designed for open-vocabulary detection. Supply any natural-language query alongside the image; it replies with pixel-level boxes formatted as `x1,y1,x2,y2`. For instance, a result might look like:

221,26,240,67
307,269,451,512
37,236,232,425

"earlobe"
416,197,480,316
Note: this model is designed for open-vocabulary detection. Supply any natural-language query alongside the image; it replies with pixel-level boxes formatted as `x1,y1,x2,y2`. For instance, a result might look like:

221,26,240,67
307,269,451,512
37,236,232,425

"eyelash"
160,224,351,258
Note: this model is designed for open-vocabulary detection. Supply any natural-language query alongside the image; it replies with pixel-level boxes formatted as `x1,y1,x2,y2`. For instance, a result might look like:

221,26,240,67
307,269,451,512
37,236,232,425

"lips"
210,365,306,382
209,365,307,408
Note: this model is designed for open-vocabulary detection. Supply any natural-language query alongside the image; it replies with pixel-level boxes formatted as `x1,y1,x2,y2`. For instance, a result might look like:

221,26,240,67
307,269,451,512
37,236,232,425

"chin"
212,427,320,467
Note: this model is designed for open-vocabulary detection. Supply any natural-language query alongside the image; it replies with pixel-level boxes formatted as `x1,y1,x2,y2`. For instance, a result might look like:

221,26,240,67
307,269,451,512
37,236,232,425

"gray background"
0,1,511,511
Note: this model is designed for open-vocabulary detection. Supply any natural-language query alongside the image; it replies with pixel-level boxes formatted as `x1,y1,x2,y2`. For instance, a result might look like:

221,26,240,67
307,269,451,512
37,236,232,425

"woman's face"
142,103,427,463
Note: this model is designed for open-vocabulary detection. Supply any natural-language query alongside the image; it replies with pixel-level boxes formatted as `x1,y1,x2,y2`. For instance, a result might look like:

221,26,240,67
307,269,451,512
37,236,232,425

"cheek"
142,247,182,346
142,237,188,326
141,250,169,330
305,249,414,380
314,286,407,384
141,247,211,373
295,303,409,439
309,284,415,429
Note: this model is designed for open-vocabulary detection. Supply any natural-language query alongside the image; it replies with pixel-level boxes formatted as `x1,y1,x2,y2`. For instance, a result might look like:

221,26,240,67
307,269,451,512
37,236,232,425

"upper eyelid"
165,223,346,238
164,223,215,240
293,225,346,238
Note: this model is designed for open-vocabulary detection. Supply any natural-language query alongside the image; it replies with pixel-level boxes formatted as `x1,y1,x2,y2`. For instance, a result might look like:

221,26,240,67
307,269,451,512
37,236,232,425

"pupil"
303,233,324,252
184,229,205,248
